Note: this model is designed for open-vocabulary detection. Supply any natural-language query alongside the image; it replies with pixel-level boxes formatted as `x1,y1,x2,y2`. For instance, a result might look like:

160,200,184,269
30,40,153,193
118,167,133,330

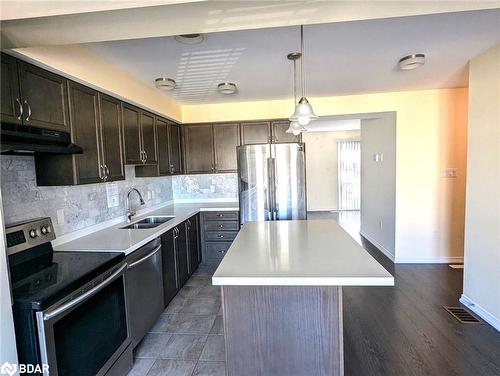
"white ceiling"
85,9,500,105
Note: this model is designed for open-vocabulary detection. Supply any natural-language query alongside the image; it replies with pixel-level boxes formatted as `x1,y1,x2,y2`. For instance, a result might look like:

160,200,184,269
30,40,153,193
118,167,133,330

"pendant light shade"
286,120,307,134
289,97,318,126
288,25,318,127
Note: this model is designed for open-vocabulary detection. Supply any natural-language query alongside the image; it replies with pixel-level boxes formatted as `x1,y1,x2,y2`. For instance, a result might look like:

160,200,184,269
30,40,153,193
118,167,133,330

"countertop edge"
54,202,239,256
211,276,395,287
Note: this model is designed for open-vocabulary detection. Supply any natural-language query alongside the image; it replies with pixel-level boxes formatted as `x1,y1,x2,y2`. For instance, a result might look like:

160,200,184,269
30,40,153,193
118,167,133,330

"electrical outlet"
440,168,457,178
379,220,383,229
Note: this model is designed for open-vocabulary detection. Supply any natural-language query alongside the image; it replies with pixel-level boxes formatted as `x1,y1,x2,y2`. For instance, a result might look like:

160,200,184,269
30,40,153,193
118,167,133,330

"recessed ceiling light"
398,54,425,70
155,77,176,90
174,34,204,45
217,82,237,95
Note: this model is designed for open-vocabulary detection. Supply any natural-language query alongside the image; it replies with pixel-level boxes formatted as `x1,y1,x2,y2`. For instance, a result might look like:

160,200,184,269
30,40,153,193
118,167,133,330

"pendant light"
286,52,307,135
289,25,318,126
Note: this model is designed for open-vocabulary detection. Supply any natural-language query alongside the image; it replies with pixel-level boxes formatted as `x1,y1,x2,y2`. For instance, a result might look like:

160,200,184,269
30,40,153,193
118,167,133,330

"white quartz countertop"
212,220,394,286
54,202,239,255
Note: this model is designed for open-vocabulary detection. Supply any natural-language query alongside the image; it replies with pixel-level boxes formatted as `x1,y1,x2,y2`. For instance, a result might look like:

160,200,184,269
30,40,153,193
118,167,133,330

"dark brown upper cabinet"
271,120,300,143
136,116,184,178
156,116,171,176
98,93,125,182
35,82,124,185
1,53,22,125
140,110,158,164
0,54,70,131
241,121,271,144
17,61,70,131
183,123,214,174
214,122,240,172
122,103,158,165
122,103,142,164
169,123,183,174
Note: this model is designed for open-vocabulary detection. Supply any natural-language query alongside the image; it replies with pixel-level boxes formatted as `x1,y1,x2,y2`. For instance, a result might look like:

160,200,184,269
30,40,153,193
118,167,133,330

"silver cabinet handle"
218,234,224,239
24,100,32,122
217,250,226,254
43,263,127,321
127,244,162,269
16,98,23,120
105,165,110,179
218,224,224,228
98,164,103,180
99,164,106,181
143,150,148,163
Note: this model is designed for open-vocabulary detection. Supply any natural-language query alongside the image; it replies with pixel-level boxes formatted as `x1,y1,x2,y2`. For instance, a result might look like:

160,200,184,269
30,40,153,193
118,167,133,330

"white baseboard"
395,256,464,264
460,294,500,332
359,231,395,261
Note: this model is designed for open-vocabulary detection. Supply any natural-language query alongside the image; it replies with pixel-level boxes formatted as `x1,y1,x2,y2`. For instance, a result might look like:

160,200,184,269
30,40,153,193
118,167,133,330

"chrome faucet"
126,188,145,222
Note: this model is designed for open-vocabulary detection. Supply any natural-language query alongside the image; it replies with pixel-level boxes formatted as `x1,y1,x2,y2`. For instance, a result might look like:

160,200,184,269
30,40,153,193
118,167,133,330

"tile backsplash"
0,156,239,236
1,156,173,236
172,173,238,200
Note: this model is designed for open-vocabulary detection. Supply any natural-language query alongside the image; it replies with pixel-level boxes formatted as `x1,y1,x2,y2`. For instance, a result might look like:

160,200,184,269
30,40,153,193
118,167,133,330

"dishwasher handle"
127,245,162,269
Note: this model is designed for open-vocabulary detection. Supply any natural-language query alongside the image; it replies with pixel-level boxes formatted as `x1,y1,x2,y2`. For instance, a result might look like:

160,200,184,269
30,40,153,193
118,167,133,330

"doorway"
337,140,361,211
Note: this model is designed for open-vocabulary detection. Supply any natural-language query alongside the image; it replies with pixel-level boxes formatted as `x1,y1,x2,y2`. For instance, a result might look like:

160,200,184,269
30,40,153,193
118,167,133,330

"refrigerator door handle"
267,157,277,220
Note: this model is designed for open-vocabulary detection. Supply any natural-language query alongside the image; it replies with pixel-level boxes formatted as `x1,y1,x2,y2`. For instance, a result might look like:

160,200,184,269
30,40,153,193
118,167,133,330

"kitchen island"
212,220,394,376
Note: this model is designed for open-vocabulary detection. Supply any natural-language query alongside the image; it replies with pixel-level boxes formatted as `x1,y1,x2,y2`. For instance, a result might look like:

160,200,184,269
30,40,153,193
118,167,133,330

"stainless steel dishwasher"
125,238,164,347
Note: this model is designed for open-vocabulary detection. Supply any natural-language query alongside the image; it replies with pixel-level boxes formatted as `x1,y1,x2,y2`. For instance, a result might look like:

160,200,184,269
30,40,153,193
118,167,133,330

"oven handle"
127,244,161,269
43,263,127,321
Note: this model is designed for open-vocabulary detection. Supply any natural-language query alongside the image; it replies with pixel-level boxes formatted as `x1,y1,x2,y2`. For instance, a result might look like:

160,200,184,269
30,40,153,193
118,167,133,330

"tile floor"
127,264,225,376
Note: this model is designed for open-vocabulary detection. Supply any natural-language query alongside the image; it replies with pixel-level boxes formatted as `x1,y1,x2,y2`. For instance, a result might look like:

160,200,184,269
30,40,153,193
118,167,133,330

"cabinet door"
99,94,125,182
241,121,270,144
141,111,157,164
1,54,22,125
176,225,189,286
161,230,179,306
67,81,102,184
155,117,171,175
17,61,70,131
183,123,214,173
187,216,200,275
271,120,300,143
122,103,142,164
169,123,182,174
214,123,240,172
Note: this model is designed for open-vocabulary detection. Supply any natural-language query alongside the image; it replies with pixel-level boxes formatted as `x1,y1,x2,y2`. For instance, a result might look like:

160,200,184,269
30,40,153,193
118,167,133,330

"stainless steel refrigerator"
237,143,307,224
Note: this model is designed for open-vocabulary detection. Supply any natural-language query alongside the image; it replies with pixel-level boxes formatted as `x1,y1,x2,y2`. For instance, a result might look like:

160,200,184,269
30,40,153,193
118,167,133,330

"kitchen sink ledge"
54,201,239,255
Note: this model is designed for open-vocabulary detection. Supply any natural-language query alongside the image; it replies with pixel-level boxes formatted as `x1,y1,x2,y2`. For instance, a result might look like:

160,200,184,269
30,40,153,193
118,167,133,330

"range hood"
1,124,83,155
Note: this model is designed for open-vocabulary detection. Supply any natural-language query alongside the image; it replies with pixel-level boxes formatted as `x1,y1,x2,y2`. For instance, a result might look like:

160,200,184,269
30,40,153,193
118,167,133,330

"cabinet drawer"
205,242,232,260
204,221,239,231
205,231,238,241
203,211,238,221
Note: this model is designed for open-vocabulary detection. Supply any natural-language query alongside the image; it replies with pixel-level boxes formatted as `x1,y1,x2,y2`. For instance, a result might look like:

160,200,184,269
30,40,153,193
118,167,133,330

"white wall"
0,190,19,370
461,44,500,331
360,114,397,260
302,130,360,211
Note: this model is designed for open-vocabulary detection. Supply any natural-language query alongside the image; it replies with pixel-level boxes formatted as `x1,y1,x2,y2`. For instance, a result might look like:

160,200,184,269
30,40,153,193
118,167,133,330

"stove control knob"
29,229,38,238
41,226,50,235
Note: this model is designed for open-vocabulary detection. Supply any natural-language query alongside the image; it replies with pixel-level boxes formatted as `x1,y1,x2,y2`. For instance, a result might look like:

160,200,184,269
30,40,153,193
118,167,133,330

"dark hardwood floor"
343,261,500,376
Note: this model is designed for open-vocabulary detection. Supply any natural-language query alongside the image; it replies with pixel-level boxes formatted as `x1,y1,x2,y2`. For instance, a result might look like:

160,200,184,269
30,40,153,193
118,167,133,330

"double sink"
121,216,175,230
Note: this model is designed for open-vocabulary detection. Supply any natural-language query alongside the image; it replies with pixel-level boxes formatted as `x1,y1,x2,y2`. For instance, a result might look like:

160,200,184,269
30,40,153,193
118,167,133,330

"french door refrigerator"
237,143,307,224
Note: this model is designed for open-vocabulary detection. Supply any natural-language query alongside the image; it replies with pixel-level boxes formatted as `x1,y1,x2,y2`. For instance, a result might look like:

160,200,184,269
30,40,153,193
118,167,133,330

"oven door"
36,262,130,376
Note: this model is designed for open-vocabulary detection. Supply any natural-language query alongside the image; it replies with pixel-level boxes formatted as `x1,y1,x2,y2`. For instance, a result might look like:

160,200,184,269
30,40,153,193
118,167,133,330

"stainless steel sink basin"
121,216,175,229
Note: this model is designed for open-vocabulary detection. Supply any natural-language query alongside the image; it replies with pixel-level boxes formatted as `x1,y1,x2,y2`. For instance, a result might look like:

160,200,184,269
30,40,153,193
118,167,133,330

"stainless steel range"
6,218,132,376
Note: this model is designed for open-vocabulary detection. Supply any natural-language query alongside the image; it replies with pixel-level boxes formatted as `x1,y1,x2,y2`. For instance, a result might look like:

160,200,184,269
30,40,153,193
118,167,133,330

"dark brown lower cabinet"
161,229,179,306
161,217,201,307
187,215,200,274
201,211,239,266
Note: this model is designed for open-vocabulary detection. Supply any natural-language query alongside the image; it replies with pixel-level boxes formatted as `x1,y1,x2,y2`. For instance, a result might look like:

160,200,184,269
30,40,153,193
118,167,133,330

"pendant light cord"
293,59,297,104
300,25,305,98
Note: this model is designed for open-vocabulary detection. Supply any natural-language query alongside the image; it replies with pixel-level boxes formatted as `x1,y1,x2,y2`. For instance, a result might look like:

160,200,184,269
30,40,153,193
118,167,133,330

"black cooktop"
9,244,124,311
